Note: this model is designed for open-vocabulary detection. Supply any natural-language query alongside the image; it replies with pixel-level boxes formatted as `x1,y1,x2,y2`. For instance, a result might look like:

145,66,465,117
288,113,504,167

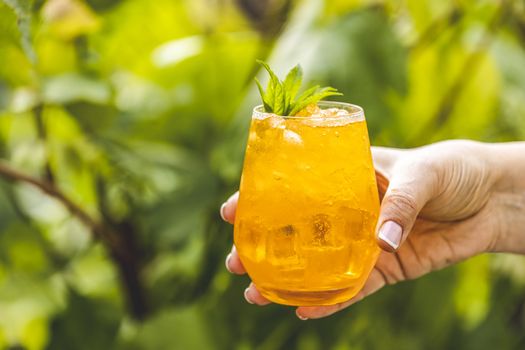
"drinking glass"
234,101,380,306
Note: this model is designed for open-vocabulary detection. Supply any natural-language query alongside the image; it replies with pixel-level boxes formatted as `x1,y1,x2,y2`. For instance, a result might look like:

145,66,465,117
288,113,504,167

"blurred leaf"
0,82,8,110
0,328,5,348
323,0,369,19
491,255,525,287
295,330,321,350
0,274,66,350
405,0,452,33
151,35,204,68
0,181,20,232
84,0,122,12
0,3,33,85
491,35,525,140
9,87,39,113
41,0,100,40
43,73,111,105
454,256,491,330
15,183,70,226
443,51,500,139
20,317,48,350
3,224,49,273
65,101,119,134
0,191,54,275
44,106,102,212
110,71,171,115
94,0,199,74
47,291,122,350
137,171,217,249
65,244,119,299
123,306,213,350
2,0,36,62
35,36,77,75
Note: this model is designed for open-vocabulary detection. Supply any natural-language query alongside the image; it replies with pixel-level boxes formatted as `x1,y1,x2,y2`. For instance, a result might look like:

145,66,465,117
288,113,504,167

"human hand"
221,140,525,320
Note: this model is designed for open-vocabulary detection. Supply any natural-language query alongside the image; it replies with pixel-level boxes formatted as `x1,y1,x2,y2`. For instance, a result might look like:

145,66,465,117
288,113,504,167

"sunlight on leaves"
43,73,111,105
41,0,100,40
151,35,204,68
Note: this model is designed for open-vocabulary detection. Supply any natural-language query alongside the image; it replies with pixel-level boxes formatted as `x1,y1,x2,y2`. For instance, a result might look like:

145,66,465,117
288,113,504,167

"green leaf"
255,60,341,116
257,59,285,114
123,306,214,350
283,64,303,112
454,256,491,330
43,73,111,105
289,86,342,115
2,0,35,62
46,292,122,350
273,82,285,115
294,84,321,103
254,77,271,112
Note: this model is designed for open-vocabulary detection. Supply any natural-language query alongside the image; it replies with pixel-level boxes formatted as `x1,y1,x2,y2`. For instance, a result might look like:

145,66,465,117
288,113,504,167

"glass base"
257,285,360,306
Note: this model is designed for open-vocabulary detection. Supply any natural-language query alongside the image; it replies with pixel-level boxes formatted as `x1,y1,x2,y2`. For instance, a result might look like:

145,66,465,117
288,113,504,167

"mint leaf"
255,61,341,116
283,64,303,113
257,60,285,115
255,78,271,112
289,87,342,116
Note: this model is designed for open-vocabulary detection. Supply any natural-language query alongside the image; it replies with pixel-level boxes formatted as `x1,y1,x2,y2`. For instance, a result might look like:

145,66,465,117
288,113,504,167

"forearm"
486,142,525,254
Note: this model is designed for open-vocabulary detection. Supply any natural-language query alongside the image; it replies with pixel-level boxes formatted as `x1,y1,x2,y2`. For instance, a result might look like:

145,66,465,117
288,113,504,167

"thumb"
376,163,438,252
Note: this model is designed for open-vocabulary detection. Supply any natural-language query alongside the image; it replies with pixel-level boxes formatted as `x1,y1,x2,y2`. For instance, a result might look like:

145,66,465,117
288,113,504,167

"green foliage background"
0,0,524,349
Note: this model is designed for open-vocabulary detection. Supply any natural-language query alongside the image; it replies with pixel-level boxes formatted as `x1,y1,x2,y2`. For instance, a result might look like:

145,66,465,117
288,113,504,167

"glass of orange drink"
234,101,380,306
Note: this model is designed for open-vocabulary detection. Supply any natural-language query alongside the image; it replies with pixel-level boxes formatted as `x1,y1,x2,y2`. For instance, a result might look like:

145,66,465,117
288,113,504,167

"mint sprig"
255,60,342,116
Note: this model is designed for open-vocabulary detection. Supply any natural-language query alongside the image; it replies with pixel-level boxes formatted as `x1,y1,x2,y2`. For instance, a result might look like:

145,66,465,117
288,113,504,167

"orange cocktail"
234,101,380,306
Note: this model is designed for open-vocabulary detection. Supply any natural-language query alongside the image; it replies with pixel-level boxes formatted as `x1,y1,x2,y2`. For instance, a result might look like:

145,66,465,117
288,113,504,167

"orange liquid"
234,107,380,306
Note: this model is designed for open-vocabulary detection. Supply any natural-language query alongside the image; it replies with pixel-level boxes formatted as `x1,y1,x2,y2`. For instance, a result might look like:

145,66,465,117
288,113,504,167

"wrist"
487,142,525,193
485,142,525,254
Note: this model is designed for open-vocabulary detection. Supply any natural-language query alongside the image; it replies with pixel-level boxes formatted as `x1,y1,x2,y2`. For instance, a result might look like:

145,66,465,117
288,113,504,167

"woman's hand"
221,140,525,320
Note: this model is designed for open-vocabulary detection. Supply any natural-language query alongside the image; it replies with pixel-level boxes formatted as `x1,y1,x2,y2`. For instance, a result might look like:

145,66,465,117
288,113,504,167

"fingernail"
220,202,227,221
296,312,308,321
225,253,233,273
378,221,402,250
244,288,254,304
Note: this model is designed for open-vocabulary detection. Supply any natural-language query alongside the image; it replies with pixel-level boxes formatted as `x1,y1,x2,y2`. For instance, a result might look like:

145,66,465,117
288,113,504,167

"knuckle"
382,190,419,224
403,155,440,179
386,190,418,212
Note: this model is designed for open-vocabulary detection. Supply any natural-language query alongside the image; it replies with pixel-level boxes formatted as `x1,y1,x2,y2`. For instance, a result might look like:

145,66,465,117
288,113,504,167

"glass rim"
252,101,364,120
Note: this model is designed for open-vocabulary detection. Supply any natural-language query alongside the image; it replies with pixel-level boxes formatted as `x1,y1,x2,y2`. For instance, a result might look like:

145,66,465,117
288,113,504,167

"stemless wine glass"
234,101,380,306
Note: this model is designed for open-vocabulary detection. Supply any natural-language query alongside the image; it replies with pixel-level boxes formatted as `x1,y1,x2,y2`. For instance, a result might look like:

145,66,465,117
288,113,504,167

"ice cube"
250,115,285,153
320,108,340,118
339,207,366,241
295,103,321,117
283,130,302,145
266,225,299,263
336,109,349,117
236,218,266,262
266,115,285,129
312,214,331,245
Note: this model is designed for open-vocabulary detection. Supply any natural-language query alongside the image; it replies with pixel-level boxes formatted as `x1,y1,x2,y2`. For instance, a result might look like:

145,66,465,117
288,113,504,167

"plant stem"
32,104,55,184
0,161,149,320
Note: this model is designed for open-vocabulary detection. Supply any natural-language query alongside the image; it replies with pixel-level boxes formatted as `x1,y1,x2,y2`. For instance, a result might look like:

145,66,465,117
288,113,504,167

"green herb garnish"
255,60,342,116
